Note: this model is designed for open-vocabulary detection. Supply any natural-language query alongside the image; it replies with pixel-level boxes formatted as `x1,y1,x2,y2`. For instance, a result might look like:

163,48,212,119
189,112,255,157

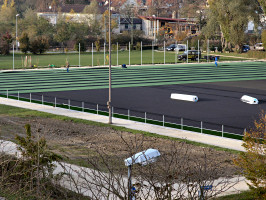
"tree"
234,112,266,199
30,36,49,54
54,20,71,53
19,32,30,54
262,30,266,50
205,0,261,52
0,32,13,55
258,0,266,14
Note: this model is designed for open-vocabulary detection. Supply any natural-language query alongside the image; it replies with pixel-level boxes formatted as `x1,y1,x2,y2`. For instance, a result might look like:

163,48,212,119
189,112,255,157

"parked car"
255,43,264,51
242,45,250,52
174,44,186,51
166,44,177,51
178,50,201,61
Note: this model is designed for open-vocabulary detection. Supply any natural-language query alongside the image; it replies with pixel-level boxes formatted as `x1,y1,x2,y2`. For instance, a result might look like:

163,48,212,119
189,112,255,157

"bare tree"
59,133,240,199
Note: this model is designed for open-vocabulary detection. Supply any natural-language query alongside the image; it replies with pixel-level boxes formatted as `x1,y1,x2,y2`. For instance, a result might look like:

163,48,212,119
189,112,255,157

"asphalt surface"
16,79,266,135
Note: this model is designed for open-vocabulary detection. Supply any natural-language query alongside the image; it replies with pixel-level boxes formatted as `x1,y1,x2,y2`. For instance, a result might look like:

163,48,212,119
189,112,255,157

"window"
125,24,128,29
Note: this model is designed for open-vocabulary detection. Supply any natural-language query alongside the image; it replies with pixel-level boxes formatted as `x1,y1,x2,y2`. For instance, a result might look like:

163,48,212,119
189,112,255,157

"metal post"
18,91,19,100
108,1,112,124
112,107,114,117
164,41,165,64
68,99,70,109
222,125,224,137
30,93,31,103
198,40,200,63
97,104,98,114
187,40,189,63
129,42,131,66
42,95,43,104
201,121,203,133
244,128,246,135
207,39,209,63
145,112,146,123
163,115,165,126
13,45,14,70
79,43,81,67
128,165,132,200
55,97,56,107
16,14,19,52
92,43,94,67
141,41,142,65
82,102,84,112
175,41,177,64
152,41,154,65
117,42,119,67
7,90,8,98
128,109,130,120
181,118,183,130
104,42,106,67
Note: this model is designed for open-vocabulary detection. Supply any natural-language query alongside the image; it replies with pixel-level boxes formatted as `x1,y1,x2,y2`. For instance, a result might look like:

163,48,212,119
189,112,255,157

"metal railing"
1,91,244,140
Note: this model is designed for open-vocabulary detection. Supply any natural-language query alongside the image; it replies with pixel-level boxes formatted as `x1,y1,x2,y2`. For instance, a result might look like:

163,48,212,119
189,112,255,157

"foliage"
19,32,30,54
135,42,141,51
95,40,100,52
206,0,261,52
54,20,71,52
234,112,266,199
258,0,266,14
75,39,86,52
30,36,49,54
0,32,13,55
262,30,266,50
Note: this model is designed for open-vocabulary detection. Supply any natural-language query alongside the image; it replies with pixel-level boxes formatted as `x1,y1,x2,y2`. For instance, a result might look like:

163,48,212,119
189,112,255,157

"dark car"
178,50,201,61
166,44,177,51
242,45,250,52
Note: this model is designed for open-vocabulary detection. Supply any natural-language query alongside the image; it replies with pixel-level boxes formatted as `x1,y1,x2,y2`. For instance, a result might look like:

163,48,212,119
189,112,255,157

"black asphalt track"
24,79,266,135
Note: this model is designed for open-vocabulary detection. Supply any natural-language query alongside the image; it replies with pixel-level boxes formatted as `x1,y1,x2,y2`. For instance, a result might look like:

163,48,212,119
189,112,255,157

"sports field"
0,61,265,135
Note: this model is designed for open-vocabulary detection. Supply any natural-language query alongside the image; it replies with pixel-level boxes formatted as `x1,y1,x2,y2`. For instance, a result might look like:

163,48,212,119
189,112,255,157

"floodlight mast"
125,149,160,200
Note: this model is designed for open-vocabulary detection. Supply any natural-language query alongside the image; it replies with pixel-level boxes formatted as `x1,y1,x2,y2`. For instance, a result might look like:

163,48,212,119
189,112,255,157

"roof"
120,18,142,24
60,4,87,13
139,16,192,23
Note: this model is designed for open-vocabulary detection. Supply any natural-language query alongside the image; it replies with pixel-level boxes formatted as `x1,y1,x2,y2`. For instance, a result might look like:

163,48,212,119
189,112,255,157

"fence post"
164,41,165,64
222,125,224,137
181,118,183,130
117,42,119,67
18,91,19,101
104,42,106,67
163,115,165,126
82,102,84,112
97,104,98,114
244,128,246,135
145,112,146,123
92,43,93,67
30,93,31,103
129,42,131,66
201,121,203,133
112,107,114,117
128,109,130,120
68,99,70,109
175,41,177,64
141,41,142,65
79,43,81,67
152,41,154,65
55,97,56,107
187,40,189,63
42,95,43,104
7,90,8,98
198,40,200,63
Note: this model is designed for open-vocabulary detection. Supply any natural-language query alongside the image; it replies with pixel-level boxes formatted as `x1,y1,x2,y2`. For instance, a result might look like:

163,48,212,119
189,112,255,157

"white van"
255,43,264,51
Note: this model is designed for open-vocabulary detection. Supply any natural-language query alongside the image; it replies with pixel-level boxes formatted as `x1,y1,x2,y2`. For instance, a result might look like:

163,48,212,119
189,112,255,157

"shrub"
135,42,141,51
95,40,100,52
262,30,266,50
0,32,13,55
30,36,49,54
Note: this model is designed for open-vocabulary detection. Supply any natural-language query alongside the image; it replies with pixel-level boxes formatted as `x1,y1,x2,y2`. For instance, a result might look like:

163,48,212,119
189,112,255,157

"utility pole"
108,1,112,124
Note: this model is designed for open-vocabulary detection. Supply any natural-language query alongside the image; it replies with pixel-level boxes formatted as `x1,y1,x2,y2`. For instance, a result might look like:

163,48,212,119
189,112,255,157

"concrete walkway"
0,97,245,151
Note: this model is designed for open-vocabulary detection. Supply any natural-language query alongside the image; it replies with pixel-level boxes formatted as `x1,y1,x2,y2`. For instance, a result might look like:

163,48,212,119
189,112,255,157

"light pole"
16,14,20,52
152,15,156,44
125,149,161,200
108,0,112,124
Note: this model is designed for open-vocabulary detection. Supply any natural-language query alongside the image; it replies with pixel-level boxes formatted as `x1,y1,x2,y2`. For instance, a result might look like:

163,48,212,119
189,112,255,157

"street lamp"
16,14,20,52
125,149,161,200
108,0,112,124
152,15,156,43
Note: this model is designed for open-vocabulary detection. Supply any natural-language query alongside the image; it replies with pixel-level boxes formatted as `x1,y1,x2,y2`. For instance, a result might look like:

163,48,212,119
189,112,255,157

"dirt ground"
0,115,240,178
